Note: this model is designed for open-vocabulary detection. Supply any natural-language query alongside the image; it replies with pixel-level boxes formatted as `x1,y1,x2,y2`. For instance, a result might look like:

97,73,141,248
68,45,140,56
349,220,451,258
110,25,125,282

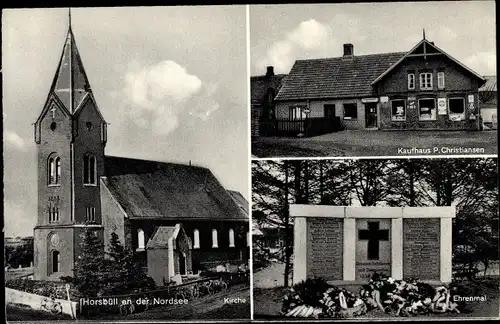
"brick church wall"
306,218,343,280
403,218,441,280
100,180,126,249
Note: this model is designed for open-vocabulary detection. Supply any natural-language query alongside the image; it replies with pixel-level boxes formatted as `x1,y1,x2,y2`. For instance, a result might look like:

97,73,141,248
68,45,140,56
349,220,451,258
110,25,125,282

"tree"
105,232,155,294
62,230,108,297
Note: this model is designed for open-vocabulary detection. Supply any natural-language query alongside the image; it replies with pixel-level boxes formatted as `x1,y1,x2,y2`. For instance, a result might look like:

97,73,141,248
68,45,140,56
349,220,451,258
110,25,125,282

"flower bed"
360,273,463,316
282,273,472,318
281,278,366,318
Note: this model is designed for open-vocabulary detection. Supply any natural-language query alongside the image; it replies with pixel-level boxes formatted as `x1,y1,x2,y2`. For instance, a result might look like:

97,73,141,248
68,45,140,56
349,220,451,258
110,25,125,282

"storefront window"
418,98,436,120
343,103,358,119
448,97,465,121
391,99,406,121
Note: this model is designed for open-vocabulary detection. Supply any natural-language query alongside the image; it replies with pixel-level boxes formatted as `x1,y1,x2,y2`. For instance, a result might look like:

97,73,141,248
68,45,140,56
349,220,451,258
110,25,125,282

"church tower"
33,11,107,280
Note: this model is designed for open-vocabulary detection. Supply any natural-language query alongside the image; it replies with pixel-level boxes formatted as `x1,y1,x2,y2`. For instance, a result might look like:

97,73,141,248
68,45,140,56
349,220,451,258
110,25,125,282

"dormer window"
83,153,96,185
48,154,61,185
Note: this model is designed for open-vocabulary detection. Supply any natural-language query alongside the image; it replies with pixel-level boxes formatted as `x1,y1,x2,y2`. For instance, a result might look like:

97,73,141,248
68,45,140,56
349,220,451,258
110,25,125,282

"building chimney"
266,66,275,77
343,43,354,57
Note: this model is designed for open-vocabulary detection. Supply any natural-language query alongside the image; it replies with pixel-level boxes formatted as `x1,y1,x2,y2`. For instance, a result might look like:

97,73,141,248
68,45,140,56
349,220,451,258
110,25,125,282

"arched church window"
193,229,200,249
228,228,235,247
83,153,96,185
48,154,61,185
212,229,218,248
52,251,60,274
137,228,145,249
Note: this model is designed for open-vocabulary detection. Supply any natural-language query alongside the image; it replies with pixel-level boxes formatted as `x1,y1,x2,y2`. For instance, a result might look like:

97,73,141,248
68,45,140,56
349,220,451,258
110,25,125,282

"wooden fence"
259,117,340,137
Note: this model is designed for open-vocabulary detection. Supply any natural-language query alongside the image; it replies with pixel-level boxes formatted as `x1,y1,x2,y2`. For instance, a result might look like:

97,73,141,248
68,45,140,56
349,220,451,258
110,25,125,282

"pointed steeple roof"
50,11,92,113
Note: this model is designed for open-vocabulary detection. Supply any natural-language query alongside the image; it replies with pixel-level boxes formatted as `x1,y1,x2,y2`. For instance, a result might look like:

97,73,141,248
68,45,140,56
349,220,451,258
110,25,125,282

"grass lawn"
252,130,498,158
253,279,499,319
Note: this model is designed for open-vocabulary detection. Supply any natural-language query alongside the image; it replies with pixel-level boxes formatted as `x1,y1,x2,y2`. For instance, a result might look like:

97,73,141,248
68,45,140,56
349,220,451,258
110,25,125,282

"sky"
2,6,248,237
250,1,496,76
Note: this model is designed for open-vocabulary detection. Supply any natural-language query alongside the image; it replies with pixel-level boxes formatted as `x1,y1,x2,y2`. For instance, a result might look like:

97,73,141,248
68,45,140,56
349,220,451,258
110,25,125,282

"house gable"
371,39,486,87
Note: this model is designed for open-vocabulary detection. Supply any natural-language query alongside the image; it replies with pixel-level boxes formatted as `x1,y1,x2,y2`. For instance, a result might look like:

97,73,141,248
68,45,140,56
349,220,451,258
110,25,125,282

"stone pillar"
343,218,356,280
440,217,453,283
391,218,403,280
293,217,308,284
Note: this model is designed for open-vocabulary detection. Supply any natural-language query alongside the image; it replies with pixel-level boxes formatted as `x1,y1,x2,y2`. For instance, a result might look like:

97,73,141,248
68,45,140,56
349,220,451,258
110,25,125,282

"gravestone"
291,205,454,284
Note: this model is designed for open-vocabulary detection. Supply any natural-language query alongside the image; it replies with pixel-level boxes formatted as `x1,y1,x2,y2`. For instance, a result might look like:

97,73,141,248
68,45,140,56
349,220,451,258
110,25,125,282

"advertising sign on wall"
438,98,447,115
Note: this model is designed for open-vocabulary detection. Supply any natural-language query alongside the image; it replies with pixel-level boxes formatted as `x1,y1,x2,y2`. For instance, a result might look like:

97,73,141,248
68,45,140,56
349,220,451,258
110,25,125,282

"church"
33,20,249,282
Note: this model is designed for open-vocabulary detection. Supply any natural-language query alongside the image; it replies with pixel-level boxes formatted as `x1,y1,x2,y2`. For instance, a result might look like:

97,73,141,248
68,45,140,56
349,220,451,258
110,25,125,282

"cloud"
122,60,219,135
255,19,335,74
286,19,331,50
4,131,27,151
464,51,497,75
255,15,368,74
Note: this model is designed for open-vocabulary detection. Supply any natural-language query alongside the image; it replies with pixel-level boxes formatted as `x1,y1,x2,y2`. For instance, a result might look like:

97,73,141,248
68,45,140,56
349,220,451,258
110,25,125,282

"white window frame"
448,97,465,121
419,72,433,90
407,73,415,90
48,155,61,186
437,72,445,90
193,229,200,249
418,98,437,121
289,106,307,120
212,229,218,248
391,99,407,121
228,228,235,248
137,228,145,250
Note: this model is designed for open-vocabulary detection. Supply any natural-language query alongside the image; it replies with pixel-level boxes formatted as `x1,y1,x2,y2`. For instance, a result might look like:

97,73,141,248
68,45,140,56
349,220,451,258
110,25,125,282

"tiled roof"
51,27,93,113
251,74,287,104
146,226,177,249
228,190,249,215
102,156,248,221
480,75,497,92
275,53,405,101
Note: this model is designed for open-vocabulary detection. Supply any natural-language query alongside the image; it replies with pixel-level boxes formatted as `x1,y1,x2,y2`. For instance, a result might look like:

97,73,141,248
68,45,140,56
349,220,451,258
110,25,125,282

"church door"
355,219,391,280
179,252,186,275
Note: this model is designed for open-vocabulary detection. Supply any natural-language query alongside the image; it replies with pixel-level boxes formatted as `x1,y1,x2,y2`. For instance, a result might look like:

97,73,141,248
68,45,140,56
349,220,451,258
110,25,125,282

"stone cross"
358,221,389,260
51,106,57,119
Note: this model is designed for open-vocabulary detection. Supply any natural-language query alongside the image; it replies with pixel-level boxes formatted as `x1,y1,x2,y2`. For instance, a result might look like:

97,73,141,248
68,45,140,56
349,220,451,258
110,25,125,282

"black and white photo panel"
252,158,499,319
250,2,497,158
3,6,250,321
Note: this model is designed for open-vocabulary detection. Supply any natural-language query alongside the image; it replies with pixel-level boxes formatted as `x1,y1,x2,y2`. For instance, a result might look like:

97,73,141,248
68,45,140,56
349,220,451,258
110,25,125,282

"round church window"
50,122,57,131
50,233,60,247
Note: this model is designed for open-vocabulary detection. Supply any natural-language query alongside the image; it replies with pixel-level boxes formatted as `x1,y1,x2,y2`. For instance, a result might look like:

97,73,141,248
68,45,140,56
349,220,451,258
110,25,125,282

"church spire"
49,8,92,113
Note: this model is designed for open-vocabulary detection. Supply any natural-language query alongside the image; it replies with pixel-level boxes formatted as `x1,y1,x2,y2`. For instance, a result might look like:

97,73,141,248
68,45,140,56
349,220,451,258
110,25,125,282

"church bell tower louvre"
33,9,108,280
